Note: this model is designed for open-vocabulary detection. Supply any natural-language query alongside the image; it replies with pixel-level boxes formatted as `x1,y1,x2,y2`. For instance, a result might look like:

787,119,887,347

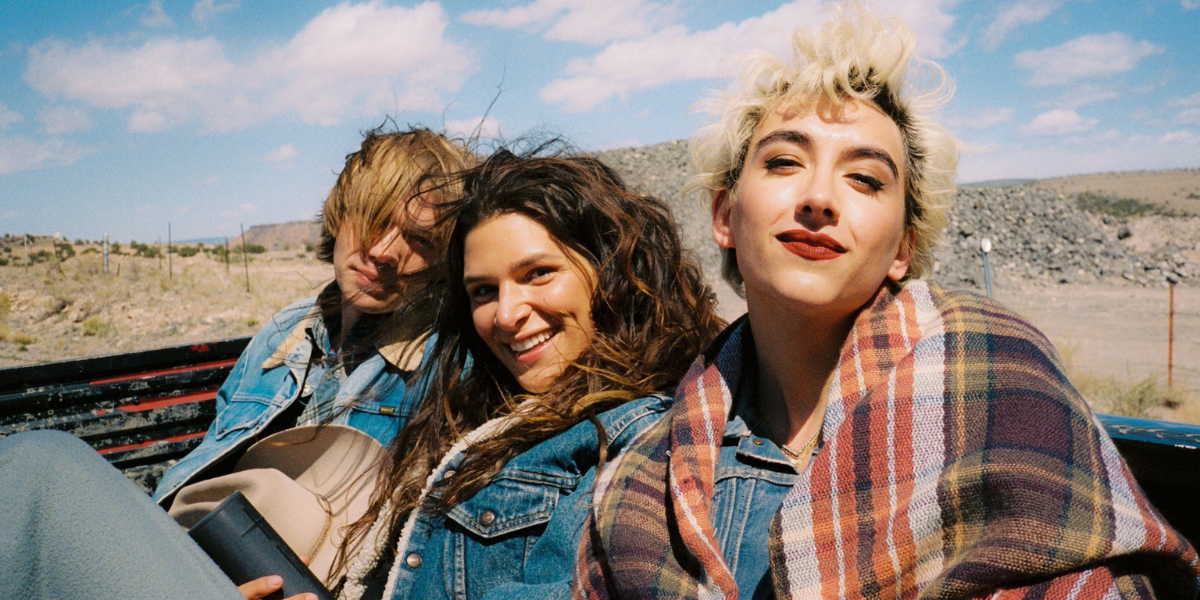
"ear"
711,189,736,249
887,228,914,281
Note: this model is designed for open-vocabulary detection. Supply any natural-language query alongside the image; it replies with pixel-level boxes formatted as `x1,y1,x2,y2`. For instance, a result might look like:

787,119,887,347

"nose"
795,168,839,228
367,226,429,274
494,283,532,333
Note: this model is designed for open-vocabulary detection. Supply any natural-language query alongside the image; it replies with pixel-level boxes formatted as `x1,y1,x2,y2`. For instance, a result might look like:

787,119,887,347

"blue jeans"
0,430,244,600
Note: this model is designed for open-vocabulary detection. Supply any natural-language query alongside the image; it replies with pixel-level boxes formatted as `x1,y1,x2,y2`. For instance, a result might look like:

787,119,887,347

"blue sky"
0,0,1197,242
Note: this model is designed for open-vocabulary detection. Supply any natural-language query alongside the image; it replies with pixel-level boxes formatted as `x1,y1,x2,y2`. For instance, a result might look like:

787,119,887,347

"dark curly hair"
334,146,724,584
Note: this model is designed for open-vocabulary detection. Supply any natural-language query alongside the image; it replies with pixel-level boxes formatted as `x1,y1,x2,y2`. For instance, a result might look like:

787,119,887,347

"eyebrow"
754,129,900,180
754,130,811,153
845,146,899,180
462,252,562,287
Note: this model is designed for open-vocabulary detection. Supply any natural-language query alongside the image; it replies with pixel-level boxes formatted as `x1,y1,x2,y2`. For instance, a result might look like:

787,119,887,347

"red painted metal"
90,358,238,385
97,431,207,455
116,390,217,412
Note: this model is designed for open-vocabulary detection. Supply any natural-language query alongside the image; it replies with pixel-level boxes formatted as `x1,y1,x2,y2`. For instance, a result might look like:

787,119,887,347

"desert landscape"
2,144,1199,424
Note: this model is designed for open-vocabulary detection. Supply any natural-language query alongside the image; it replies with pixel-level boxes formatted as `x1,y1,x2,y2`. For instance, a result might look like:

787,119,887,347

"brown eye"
849,174,884,192
765,157,801,171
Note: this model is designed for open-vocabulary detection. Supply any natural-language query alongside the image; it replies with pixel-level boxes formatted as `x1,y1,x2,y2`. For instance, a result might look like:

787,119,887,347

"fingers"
284,595,319,600
238,575,283,600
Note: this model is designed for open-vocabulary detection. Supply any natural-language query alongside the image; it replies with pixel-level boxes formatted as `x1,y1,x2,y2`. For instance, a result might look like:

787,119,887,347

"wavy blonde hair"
691,0,959,291
317,126,474,263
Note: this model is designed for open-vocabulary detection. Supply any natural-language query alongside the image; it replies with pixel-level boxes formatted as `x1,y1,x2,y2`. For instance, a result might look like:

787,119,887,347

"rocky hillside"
598,140,1200,292
232,221,321,251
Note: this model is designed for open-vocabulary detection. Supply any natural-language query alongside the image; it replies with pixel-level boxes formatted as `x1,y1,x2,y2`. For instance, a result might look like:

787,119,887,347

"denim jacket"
713,392,800,600
152,295,433,505
362,395,672,600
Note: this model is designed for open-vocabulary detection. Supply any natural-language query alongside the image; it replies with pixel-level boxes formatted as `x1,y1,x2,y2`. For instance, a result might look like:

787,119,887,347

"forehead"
750,99,905,168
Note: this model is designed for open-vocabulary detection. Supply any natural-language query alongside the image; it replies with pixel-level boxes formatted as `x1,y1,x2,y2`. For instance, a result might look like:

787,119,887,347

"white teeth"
508,331,553,353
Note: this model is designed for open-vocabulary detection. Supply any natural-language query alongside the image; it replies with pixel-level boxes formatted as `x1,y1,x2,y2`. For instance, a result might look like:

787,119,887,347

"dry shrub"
82,317,114,337
1077,375,1189,418
1057,338,1195,421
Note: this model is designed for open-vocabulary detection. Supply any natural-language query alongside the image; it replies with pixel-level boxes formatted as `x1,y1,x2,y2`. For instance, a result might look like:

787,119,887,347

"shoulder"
901,280,1058,359
245,296,320,354
595,394,673,440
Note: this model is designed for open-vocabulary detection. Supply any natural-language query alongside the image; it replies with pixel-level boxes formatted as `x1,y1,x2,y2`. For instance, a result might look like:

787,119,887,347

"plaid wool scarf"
576,281,1200,600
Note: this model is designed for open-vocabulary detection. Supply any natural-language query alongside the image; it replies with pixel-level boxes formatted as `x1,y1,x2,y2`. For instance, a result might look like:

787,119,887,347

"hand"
238,575,319,600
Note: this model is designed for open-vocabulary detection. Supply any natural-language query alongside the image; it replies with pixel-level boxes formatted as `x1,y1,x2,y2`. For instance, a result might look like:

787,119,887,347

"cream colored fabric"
168,425,386,585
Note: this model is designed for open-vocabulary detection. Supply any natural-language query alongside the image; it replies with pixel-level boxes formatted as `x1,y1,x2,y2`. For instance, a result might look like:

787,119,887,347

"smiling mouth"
776,230,846,260
508,329,557,354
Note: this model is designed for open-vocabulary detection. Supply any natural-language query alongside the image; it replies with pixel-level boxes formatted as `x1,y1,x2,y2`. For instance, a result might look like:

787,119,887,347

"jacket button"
405,553,422,569
752,439,764,445
442,470,455,480
479,510,496,526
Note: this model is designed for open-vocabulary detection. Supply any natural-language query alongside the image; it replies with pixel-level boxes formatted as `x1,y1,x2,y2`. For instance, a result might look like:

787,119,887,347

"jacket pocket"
443,474,571,598
445,476,562,538
212,394,274,439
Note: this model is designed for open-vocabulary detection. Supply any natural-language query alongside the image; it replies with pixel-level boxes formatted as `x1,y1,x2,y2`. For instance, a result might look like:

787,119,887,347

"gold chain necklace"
779,430,821,469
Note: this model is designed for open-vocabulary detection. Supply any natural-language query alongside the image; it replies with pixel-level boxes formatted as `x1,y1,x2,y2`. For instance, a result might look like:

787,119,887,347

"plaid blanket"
576,280,1200,600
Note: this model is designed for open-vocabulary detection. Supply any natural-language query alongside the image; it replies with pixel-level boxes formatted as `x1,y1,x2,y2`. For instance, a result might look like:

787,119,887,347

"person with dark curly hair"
334,147,725,600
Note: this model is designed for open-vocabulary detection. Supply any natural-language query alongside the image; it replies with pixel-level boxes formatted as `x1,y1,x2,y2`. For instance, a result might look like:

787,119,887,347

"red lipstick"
776,230,846,260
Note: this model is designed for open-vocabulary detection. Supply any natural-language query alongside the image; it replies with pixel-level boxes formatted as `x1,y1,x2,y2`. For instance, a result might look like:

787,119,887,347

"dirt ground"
0,249,329,366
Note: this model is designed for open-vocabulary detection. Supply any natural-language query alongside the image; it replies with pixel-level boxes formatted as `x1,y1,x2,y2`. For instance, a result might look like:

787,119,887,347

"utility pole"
240,224,250,293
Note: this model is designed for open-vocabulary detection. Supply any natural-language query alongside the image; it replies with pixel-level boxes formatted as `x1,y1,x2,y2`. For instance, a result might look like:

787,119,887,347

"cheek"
471,304,494,342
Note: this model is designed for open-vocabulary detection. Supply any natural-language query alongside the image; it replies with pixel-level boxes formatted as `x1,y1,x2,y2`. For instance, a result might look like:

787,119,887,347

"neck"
337,305,363,352
745,290,855,448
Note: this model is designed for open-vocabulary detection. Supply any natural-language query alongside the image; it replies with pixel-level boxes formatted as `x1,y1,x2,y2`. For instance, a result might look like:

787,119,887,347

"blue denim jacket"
713,395,799,600
152,296,433,505
376,395,672,600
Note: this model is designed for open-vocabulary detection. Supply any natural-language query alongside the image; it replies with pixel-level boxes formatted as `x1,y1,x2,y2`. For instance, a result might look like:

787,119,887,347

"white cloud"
981,0,1059,51
537,0,959,112
222,203,258,218
462,0,678,45
1185,0,1199,10
0,135,90,175
262,144,297,162
36,106,92,135
960,130,1200,181
540,1,823,112
1044,85,1120,110
24,1,472,133
192,0,240,25
142,0,175,28
1021,109,1098,136
444,116,502,139
883,0,963,59
1013,33,1164,87
946,107,1014,130
1159,131,1194,143
1169,92,1200,124
0,102,21,129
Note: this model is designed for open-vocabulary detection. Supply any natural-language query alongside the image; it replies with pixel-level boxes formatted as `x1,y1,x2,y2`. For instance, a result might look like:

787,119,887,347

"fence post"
1168,283,1175,389
980,237,994,298
240,224,250,293
167,222,173,282
103,233,109,274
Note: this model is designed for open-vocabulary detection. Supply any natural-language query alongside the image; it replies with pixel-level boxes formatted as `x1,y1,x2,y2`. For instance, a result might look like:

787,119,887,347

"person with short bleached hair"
576,3,1200,599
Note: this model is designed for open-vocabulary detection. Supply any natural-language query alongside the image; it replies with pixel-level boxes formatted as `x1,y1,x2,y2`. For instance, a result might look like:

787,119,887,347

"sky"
0,0,1197,243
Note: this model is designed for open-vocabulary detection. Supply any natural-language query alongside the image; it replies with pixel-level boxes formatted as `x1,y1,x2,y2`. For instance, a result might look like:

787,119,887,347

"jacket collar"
260,301,428,372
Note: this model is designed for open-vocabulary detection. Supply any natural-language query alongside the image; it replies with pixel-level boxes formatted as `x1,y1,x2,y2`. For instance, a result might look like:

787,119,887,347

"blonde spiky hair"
690,0,959,292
